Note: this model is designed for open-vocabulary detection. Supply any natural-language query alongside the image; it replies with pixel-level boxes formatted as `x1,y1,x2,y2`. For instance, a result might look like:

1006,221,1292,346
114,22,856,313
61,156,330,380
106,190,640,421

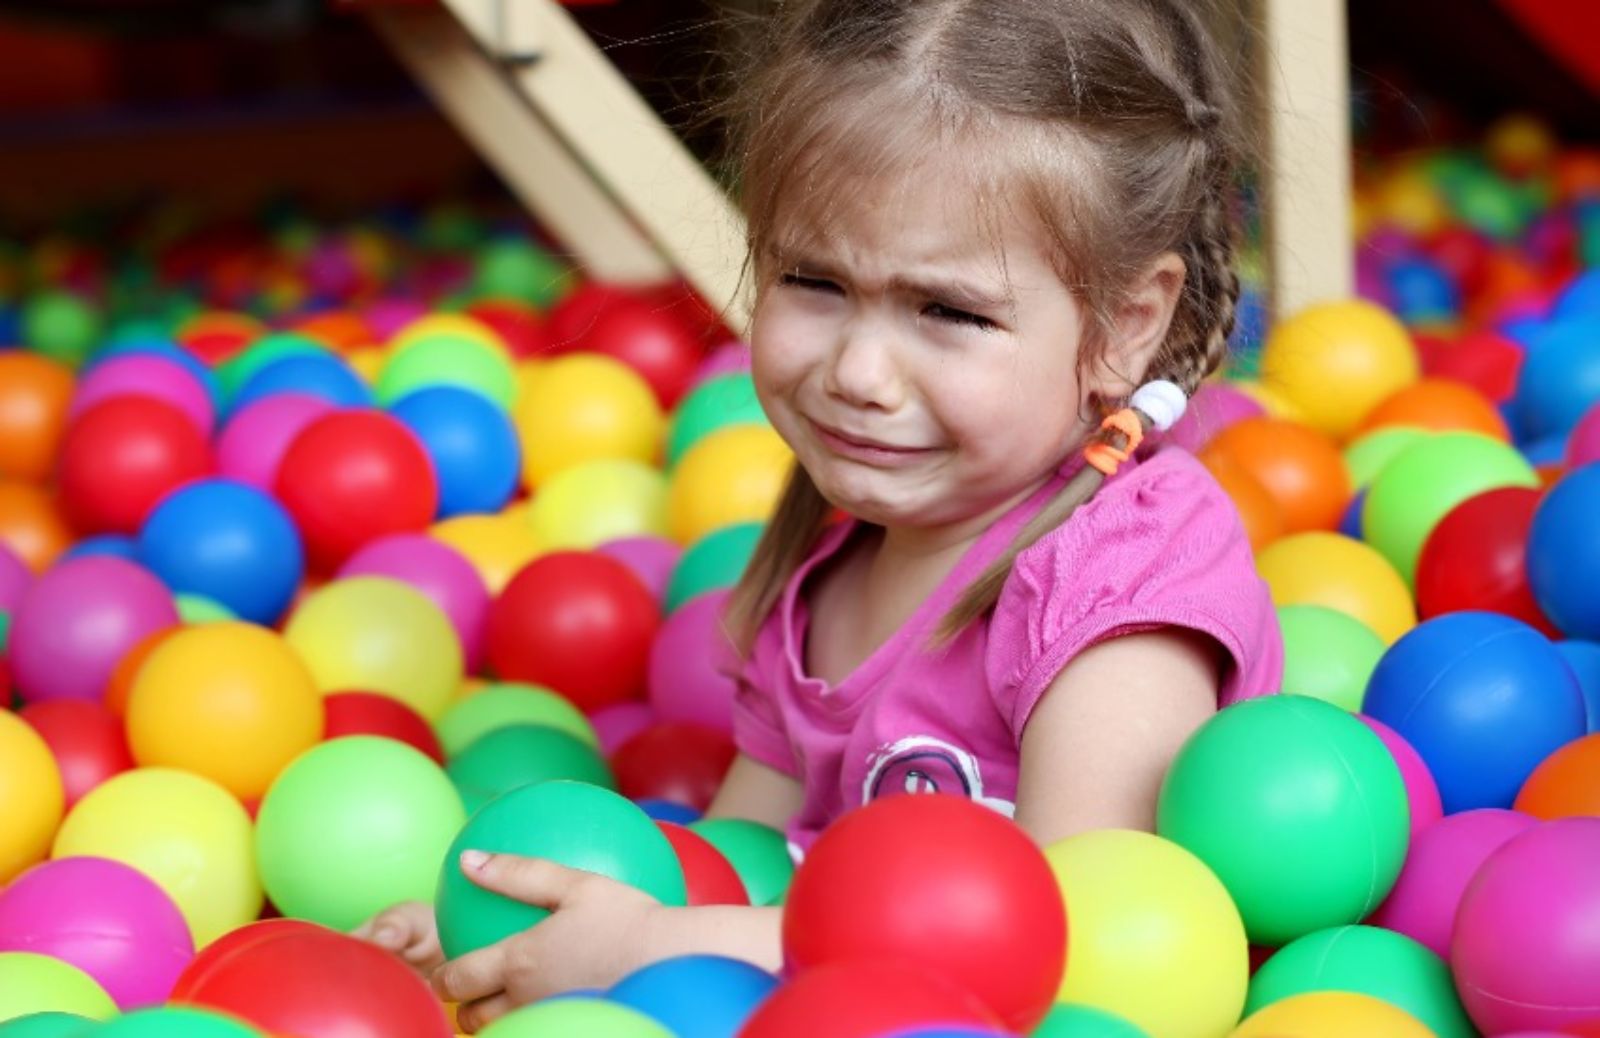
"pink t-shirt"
731,447,1283,855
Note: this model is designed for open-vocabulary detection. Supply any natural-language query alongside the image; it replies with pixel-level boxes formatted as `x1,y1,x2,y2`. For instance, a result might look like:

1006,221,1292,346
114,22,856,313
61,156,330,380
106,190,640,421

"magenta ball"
590,700,657,755
647,589,738,734
214,392,334,491
338,533,490,670
70,355,216,438
1164,382,1265,453
0,542,29,611
1453,818,1600,1034
9,556,178,704
597,536,682,602
364,297,430,341
1359,715,1442,839
691,340,752,387
1567,403,1600,469
0,856,194,1008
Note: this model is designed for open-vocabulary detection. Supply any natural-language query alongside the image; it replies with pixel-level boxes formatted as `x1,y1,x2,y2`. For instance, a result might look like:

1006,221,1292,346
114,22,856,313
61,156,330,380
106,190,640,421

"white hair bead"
1130,380,1188,432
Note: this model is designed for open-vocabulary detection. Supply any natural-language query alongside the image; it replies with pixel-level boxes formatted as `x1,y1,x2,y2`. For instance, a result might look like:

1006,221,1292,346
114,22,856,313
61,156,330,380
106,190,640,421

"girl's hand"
351,900,444,975
432,851,664,1033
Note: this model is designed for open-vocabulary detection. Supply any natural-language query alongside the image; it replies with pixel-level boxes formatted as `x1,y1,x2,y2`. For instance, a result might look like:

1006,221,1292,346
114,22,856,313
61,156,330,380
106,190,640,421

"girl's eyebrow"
781,250,1012,311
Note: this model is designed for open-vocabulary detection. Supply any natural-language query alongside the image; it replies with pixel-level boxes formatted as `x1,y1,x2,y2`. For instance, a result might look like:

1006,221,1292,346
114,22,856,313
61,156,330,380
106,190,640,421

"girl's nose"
823,322,906,412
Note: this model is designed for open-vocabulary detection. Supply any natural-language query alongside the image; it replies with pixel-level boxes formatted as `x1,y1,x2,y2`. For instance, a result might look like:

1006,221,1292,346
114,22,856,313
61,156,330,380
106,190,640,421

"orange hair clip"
1084,408,1146,476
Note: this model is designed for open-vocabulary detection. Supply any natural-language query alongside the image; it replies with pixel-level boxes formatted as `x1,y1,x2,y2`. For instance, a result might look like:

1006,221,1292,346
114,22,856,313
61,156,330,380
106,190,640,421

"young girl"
360,0,1282,1027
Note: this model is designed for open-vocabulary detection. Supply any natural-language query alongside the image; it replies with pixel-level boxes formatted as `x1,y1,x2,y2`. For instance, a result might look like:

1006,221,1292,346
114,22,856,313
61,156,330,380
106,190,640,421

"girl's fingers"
459,851,590,908
455,992,518,1035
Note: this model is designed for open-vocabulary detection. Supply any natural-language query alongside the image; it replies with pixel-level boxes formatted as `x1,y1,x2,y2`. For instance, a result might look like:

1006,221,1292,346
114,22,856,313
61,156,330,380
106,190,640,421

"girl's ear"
1084,252,1187,401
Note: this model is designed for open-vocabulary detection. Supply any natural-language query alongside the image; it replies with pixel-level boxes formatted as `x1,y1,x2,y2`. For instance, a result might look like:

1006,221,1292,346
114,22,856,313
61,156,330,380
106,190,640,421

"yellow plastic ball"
1044,830,1248,1038
53,768,262,947
514,354,664,487
1260,300,1419,440
429,515,542,595
0,952,117,1023
1377,170,1450,237
527,459,668,551
126,623,324,801
284,576,463,721
347,346,387,384
1256,532,1415,645
667,424,794,545
0,710,64,884
1486,114,1556,178
1229,991,1433,1038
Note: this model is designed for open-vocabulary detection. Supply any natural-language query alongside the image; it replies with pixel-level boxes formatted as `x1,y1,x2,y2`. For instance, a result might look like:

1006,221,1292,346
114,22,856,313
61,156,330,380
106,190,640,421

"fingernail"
461,849,491,872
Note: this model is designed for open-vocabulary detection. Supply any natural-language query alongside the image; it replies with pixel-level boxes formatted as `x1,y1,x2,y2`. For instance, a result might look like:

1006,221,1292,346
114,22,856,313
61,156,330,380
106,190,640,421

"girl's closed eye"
923,301,1000,331
778,271,843,294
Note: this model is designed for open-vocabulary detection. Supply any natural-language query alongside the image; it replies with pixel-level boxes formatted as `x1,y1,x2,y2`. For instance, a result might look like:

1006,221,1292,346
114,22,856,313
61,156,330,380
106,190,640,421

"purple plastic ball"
0,542,30,611
364,298,430,341
214,393,334,491
590,700,657,755
69,354,215,438
596,536,682,603
647,589,738,734
338,534,490,670
1568,402,1600,469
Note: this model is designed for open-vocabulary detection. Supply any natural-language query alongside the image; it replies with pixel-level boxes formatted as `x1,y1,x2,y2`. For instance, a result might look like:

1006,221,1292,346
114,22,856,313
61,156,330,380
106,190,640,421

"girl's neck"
868,469,1057,583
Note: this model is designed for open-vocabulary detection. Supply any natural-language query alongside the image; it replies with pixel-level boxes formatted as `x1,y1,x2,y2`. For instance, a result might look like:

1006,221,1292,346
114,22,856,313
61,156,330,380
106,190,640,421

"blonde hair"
719,0,1249,648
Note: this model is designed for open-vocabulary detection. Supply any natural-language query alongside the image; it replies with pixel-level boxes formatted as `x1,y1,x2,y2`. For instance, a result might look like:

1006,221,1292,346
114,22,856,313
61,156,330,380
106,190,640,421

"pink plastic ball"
364,298,430,342
1368,807,1538,958
596,536,682,603
1359,715,1443,839
1567,402,1600,469
70,355,216,437
0,542,29,610
647,589,738,734
0,856,194,1008
1163,382,1265,453
215,393,334,491
338,534,491,671
1454,818,1600,1034
690,340,752,387
9,556,178,704
589,700,658,755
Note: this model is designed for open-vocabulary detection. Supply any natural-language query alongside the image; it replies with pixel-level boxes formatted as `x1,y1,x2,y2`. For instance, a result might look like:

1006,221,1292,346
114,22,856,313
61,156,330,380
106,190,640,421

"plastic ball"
609,955,777,1038
52,768,262,947
10,556,178,705
1528,463,1600,639
477,999,671,1038
687,818,792,906
1415,486,1552,632
1417,329,1523,403
648,589,738,732
487,552,658,712
323,691,444,764
255,736,464,932
215,334,326,405
0,953,116,1024
1275,605,1384,711
214,394,333,492
230,354,371,414
737,959,1002,1038
428,513,542,595
70,354,215,437
93,1007,266,1037
667,372,769,469
1229,990,1434,1038
514,354,664,487
665,522,762,612
1198,418,1348,534
1364,612,1586,812
1568,402,1600,467
285,576,462,720
22,291,101,369
597,536,681,602
1031,1004,1151,1038
592,701,657,755
1453,818,1600,1034
581,298,706,410
1515,319,1600,442
1044,829,1245,1038
57,398,213,536
0,482,70,573
1386,257,1459,323
1155,696,1409,946
611,722,735,812
466,299,552,360
1515,731,1600,818
1254,532,1415,644
472,240,574,310
338,534,490,672
1199,450,1284,551
17,700,132,807
434,682,597,758
1358,716,1442,839
391,386,521,518
0,857,192,1009
0,543,27,610
1259,300,1419,439
527,459,668,551
0,1012,96,1037
1557,640,1600,731
447,724,614,813
667,425,793,545
0,712,63,884
1163,382,1264,454
656,823,747,907
1357,377,1508,440
0,353,73,483
435,781,686,958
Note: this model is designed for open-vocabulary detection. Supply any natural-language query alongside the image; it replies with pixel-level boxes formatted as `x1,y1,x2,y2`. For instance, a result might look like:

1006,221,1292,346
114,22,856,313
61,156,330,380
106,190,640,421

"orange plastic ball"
1200,418,1350,534
1358,378,1510,441
104,628,178,717
1514,732,1600,820
294,310,372,354
0,354,74,483
1201,451,1286,553
0,481,72,573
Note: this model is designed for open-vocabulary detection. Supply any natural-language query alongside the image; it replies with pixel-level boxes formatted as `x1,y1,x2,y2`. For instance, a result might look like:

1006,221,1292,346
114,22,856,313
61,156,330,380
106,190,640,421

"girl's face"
750,161,1100,531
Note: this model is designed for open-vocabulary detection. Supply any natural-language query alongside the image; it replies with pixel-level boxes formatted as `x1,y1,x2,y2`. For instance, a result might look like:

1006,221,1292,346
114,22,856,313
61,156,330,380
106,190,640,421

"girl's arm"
1011,628,1222,846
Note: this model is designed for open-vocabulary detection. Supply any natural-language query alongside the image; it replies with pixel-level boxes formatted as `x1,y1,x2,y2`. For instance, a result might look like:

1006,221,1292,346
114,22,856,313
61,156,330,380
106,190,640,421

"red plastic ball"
546,282,635,352
612,722,736,811
656,821,748,906
274,411,438,572
781,794,1066,1033
174,925,453,1038
323,691,444,765
1416,330,1524,403
17,699,133,807
1415,486,1557,636
170,918,326,1000
57,397,212,535
738,958,1002,1038
486,552,658,712
466,299,553,360
581,298,704,409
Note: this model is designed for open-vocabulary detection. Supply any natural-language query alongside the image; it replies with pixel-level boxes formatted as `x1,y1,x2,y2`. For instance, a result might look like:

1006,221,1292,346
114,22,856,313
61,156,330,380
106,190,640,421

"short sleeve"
985,449,1283,739
728,624,803,778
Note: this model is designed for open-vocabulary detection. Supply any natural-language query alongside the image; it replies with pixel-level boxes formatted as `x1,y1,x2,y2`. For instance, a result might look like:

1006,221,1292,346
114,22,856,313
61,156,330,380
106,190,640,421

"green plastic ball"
175,594,236,625
1362,432,1538,586
23,292,101,369
436,683,598,758
255,736,465,931
215,334,328,403
1342,427,1429,491
1032,1003,1152,1038
1276,605,1386,712
473,240,576,310
665,522,764,613
1246,925,1475,1038
0,612,11,655
1155,696,1409,946
0,1014,94,1038
687,817,793,906
479,998,673,1038
377,333,516,410
666,373,768,469
95,1007,266,1037
435,781,687,958
447,724,615,813
0,954,115,1024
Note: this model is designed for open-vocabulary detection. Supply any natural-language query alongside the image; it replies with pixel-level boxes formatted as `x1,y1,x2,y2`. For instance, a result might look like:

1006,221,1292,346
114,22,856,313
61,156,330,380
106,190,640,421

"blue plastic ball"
1553,268,1600,321
137,478,304,625
637,799,702,825
390,386,520,518
63,535,141,562
1520,434,1569,466
609,955,778,1038
1339,490,1366,540
1556,641,1600,733
1514,319,1600,442
1364,611,1586,812
231,353,371,415
1528,463,1600,640
1386,257,1460,322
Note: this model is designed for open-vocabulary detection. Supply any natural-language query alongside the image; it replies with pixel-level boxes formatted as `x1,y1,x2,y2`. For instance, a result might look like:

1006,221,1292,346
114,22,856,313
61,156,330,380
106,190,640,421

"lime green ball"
0,953,116,1024
23,292,101,369
479,998,673,1038
473,240,577,310
1156,696,1409,946
175,594,236,625
1032,1003,1151,1038
1362,431,1538,586
1276,605,1386,712
255,736,465,931
216,333,327,403
665,522,763,613
95,1007,266,1037
377,334,516,410
667,373,768,469
527,459,669,551
1343,427,1430,491
688,817,793,906
436,683,598,758
1455,172,1525,240
447,724,615,813
0,1014,94,1038
1246,925,1475,1038
436,781,686,958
